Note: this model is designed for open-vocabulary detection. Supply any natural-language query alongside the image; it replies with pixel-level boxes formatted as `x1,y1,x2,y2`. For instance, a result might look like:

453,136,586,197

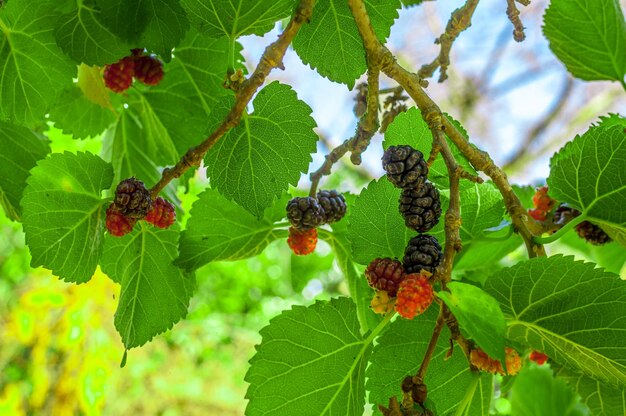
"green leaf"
49,87,117,139
484,255,626,388
96,0,189,59
21,152,113,283
464,373,493,416
543,0,626,82
292,0,400,87
0,122,50,221
324,202,381,333
383,108,476,189
54,1,130,65
547,124,626,232
130,32,237,158
556,228,626,275
347,178,413,265
205,82,318,217
181,0,294,38
512,184,536,210
454,230,523,278
0,0,75,127
245,297,370,416
102,103,178,186
596,113,626,129
366,306,480,414
457,182,506,241
162,30,238,117
402,0,424,6
438,282,507,367
556,366,626,416
510,365,584,416
100,223,195,348
175,189,283,271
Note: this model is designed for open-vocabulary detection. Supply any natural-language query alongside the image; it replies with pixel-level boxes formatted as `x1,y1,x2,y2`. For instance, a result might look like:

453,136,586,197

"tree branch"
418,0,480,82
309,35,380,195
347,0,545,258
149,0,317,198
506,0,527,42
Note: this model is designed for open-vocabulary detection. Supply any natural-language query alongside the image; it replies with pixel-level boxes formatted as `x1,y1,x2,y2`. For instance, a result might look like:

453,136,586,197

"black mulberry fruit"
365,258,406,297
382,145,428,189
399,182,441,232
575,221,612,245
114,177,152,219
286,197,325,230
553,203,580,227
317,190,347,223
403,234,442,275
552,204,611,245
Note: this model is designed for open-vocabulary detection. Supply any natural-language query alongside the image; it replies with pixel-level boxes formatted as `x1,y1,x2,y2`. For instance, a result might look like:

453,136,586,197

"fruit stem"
415,304,446,382
532,212,586,244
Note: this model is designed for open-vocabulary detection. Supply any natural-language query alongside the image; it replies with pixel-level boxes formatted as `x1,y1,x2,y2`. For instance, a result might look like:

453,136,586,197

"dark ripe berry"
317,190,347,223
399,182,441,232
552,204,611,245
382,145,428,189
114,177,152,219
286,197,325,230
144,197,175,228
103,56,135,93
134,55,164,86
287,227,317,255
575,221,612,245
365,258,405,297
105,204,136,237
403,234,442,275
553,203,580,226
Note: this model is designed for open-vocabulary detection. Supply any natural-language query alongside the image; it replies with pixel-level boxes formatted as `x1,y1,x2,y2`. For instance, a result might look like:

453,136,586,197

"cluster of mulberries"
529,186,611,245
103,48,164,93
382,145,442,273
365,145,444,319
365,258,434,319
285,190,347,255
470,347,522,376
105,177,176,237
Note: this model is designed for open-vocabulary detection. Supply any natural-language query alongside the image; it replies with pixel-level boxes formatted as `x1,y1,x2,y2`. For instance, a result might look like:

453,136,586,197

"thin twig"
309,139,354,196
415,305,446,382
149,0,316,198
418,0,480,82
422,107,464,283
506,0,527,42
350,63,381,164
309,39,381,195
503,77,574,170
347,0,545,258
